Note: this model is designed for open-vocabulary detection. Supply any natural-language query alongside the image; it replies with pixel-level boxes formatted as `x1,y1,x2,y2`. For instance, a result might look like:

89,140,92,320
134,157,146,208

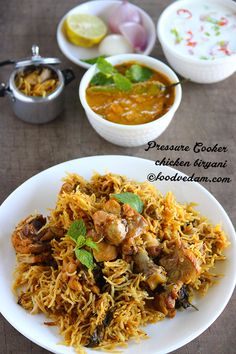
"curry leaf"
67,219,86,241
85,238,98,251
113,73,132,91
75,248,95,269
112,192,144,213
125,64,153,83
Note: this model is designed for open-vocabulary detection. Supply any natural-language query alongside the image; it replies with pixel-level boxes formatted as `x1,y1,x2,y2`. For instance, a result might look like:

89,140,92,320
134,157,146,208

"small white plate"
0,155,235,354
57,0,156,69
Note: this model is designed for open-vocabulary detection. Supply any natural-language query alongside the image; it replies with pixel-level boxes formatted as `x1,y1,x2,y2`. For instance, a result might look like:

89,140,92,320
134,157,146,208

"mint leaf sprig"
96,57,116,76
82,55,106,65
92,57,132,92
112,192,144,214
125,64,153,83
68,219,86,241
90,58,155,92
67,219,98,269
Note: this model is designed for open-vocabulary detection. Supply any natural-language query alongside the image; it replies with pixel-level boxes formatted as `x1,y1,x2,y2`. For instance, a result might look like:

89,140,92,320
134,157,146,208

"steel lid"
15,44,61,68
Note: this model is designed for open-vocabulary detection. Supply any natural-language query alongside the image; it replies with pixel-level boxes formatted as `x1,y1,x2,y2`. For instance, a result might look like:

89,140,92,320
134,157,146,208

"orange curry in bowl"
86,60,175,125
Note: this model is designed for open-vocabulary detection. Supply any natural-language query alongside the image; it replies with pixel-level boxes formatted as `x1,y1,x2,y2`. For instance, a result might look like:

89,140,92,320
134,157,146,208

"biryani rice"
12,173,229,353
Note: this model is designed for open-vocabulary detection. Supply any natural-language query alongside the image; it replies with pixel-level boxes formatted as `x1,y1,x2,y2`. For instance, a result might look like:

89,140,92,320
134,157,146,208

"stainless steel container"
0,45,75,124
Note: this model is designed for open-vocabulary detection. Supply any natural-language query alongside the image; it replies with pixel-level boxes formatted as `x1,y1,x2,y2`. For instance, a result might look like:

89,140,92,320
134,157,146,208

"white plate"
0,155,235,354
56,0,156,69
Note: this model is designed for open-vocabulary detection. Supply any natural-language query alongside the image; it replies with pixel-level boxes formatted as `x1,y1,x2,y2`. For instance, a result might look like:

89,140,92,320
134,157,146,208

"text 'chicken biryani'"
12,173,229,353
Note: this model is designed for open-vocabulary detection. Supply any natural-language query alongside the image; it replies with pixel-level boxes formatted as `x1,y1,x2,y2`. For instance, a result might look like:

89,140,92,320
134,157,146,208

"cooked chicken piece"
60,182,75,194
120,204,148,255
122,204,148,239
159,245,201,284
122,237,137,255
92,210,127,246
12,215,47,254
93,201,148,253
147,268,167,291
87,229,101,242
154,282,182,318
142,233,161,257
16,253,52,264
105,218,127,245
38,68,52,83
103,199,121,215
12,215,62,263
88,229,118,262
93,240,118,262
40,226,64,241
133,249,167,290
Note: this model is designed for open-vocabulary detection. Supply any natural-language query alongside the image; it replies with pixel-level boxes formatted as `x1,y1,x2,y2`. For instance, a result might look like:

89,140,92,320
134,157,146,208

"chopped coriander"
218,40,225,46
170,28,183,43
200,56,209,60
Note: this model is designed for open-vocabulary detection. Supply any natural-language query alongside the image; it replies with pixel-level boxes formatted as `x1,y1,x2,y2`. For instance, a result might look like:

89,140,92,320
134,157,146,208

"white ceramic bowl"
157,0,236,84
79,54,182,147
57,0,156,69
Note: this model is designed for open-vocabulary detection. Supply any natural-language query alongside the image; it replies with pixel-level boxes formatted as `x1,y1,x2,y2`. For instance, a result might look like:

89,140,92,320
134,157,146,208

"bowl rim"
79,53,182,130
57,0,156,69
157,0,236,66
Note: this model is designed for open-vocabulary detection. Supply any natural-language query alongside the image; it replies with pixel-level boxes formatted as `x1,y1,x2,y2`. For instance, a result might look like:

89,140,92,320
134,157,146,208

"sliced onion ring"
119,22,147,52
108,0,141,33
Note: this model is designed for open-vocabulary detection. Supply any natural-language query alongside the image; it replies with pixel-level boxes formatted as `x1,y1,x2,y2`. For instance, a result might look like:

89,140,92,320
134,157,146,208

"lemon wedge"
65,14,108,47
